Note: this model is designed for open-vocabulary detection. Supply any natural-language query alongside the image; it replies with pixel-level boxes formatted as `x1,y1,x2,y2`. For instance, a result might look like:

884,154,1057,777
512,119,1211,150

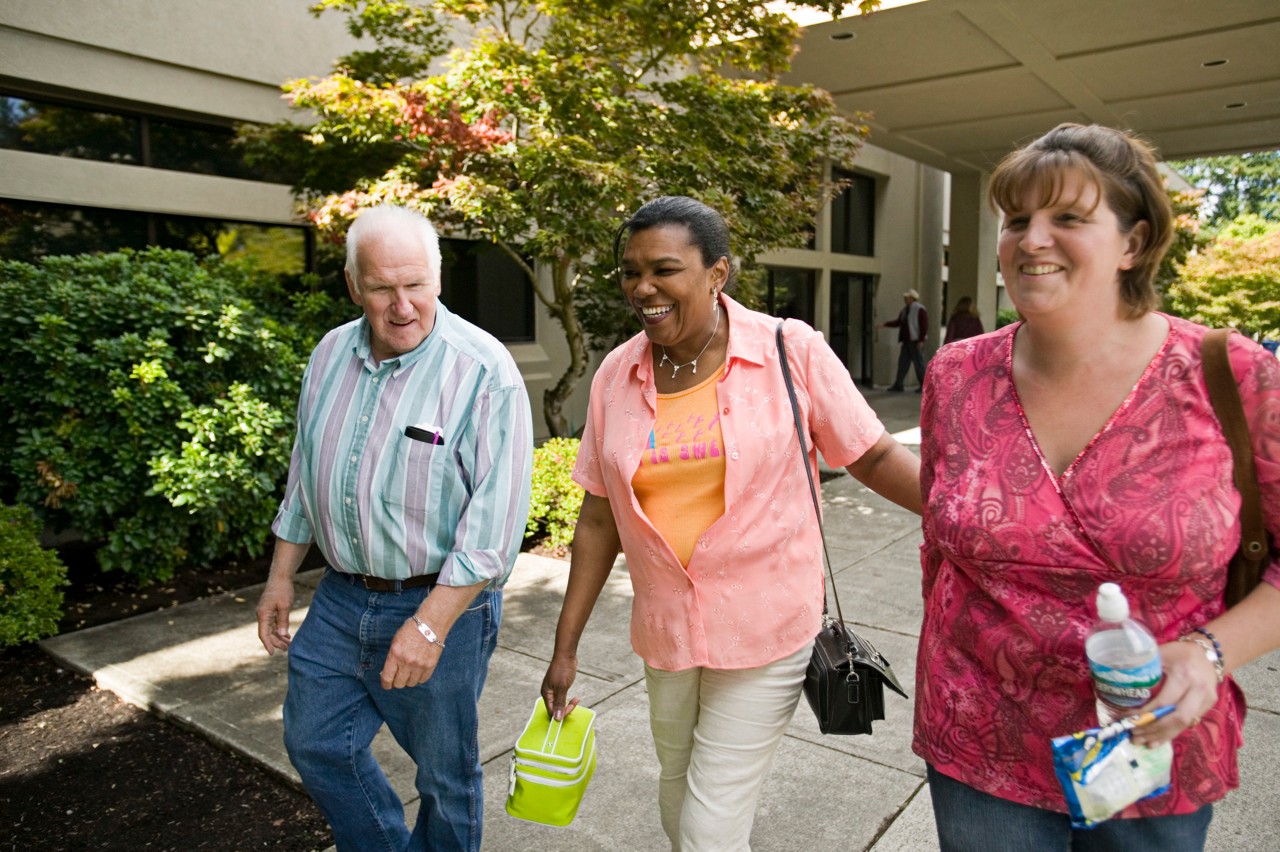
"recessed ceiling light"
1225,102,1247,109
830,31,856,41
1202,59,1228,67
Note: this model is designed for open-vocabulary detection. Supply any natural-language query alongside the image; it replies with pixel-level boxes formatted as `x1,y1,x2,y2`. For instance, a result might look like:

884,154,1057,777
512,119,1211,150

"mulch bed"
0,550,334,851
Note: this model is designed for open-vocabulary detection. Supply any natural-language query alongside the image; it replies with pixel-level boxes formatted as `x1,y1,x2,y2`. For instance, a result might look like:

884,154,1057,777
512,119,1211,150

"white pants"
645,642,812,852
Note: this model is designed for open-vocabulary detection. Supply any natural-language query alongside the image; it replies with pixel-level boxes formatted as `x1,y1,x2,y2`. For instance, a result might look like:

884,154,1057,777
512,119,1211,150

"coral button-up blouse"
574,296,885,671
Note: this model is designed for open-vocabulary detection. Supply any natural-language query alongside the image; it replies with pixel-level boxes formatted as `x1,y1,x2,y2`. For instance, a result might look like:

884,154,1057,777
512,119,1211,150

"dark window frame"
830,168,876,257
763,265,817,325
0,90,282,181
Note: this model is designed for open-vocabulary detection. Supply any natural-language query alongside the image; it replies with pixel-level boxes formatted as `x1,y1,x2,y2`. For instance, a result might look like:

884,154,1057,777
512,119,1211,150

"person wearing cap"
883,288,929,391
255,204,533,851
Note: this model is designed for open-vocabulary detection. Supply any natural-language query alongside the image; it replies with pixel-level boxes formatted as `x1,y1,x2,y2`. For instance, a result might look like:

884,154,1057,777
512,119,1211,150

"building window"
830,168,875,256
0,93,289,182
439,239,535,343
0,96,140,165
764,266,816,325
0,198,306,274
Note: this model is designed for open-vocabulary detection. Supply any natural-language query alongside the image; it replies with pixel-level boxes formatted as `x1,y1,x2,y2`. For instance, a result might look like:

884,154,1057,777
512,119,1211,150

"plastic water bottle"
1085,583,1162,725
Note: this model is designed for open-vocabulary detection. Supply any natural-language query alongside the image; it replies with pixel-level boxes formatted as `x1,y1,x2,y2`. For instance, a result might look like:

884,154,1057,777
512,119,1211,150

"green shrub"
996,308,1021,328
0,504,68,647
525,438,584,551
0,248,346,583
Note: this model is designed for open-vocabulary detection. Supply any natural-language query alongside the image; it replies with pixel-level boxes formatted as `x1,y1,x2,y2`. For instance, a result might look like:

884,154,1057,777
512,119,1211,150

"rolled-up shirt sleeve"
440,382,534,588
572,369,610,499
271,373,314,545
271,439,314,544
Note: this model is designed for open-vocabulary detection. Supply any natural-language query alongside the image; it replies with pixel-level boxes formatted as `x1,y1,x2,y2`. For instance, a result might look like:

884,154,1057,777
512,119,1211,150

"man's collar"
351,302,449,375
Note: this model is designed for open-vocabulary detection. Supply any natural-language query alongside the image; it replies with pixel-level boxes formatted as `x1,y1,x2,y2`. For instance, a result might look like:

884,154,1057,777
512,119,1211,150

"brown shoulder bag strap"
1201,328,1268,607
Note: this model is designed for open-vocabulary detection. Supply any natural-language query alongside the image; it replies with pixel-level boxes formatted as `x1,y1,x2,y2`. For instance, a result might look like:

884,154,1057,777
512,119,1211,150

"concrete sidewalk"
41,390,1280,850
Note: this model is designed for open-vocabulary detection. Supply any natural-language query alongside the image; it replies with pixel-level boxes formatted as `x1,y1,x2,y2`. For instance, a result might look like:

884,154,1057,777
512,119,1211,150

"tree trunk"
540,258,590,438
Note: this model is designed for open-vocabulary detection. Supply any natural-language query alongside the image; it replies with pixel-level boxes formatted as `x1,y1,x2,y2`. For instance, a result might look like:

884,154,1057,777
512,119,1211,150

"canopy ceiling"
786,0,1280,173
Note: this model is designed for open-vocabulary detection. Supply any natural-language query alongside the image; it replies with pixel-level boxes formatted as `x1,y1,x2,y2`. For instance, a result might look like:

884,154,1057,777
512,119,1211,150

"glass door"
829,272,875,386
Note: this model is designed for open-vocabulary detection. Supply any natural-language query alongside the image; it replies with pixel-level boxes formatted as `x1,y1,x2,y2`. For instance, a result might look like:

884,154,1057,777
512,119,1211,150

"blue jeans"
892,340,927,389
927,765,1212,852
284,570,501,852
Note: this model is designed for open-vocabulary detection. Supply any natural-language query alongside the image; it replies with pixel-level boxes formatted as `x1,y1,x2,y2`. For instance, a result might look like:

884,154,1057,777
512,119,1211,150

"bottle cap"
1096,582,1129,622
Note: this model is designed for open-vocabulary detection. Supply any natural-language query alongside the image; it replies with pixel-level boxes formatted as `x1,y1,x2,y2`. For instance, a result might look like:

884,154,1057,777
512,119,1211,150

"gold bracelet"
1178,634,1223,684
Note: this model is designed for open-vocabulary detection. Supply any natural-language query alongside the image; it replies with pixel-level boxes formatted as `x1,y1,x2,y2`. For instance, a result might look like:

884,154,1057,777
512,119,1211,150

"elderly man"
256,205,533,851
884,288,929,392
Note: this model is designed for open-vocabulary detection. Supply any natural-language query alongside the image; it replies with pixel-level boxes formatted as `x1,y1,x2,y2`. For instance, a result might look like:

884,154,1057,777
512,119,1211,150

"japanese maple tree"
249,0,875,435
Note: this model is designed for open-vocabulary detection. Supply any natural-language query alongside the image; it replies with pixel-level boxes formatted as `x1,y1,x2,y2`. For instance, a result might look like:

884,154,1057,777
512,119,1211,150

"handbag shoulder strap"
776,322,845,625
1201,328,1269,578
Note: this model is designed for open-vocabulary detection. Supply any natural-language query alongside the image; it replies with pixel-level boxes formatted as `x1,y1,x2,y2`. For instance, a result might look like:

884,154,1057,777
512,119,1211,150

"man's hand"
256,574,295,655
381,618,443,689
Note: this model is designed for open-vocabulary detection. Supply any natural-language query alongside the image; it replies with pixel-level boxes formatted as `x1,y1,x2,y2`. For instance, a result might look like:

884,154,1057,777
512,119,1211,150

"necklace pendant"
657,305,719,382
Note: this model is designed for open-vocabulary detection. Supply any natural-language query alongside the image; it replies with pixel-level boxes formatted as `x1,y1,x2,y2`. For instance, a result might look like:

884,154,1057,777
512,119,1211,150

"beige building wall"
760,144,947,387
1,1,946,434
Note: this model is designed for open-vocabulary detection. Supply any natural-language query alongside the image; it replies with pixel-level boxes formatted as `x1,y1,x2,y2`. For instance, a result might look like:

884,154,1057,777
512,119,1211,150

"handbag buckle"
844,668,861,704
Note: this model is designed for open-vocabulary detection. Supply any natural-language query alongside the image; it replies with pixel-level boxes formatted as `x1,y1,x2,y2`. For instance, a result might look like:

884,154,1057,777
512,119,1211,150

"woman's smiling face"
997,168,1146,321
620,224,727,357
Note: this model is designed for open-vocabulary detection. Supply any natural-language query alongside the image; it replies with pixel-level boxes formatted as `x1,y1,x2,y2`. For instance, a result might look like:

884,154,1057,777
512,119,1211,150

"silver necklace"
659,305,720,379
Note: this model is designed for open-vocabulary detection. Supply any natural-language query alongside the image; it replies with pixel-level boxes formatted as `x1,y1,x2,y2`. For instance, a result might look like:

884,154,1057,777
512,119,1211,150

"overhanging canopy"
787,0,1280,173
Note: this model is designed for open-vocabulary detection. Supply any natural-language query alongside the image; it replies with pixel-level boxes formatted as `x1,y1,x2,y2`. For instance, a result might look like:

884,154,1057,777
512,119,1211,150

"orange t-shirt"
631,364,726,566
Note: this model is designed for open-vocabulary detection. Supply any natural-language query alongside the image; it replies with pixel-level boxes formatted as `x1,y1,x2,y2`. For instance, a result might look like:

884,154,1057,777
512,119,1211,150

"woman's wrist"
1178,626,1225,684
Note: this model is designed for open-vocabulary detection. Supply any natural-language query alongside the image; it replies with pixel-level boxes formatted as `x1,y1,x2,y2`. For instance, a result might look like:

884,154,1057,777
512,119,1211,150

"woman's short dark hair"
612,196,738,291
988,123,1174,318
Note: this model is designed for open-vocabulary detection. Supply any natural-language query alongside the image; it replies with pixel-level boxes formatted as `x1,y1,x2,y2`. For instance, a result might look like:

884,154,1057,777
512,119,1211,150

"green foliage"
0,503,68,647
1156,188,1208,297
1165,216,1280,338
525,438,584,551
1170,151,1280,230
996,308,1020,329
0,249,343,583
243,0,878,435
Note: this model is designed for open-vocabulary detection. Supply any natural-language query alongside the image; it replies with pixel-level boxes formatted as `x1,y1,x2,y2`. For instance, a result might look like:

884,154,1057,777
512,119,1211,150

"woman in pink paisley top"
917,123,1280,851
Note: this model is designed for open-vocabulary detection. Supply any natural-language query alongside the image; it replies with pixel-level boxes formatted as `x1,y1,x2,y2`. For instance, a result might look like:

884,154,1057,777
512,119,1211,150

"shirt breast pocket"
382,433,450,515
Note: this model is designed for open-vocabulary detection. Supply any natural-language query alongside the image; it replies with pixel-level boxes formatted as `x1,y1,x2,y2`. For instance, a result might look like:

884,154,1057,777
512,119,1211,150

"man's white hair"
344,205,442,292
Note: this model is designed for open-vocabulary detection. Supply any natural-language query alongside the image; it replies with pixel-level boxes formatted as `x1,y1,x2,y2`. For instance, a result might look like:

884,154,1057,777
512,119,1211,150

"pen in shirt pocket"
405,423,445,445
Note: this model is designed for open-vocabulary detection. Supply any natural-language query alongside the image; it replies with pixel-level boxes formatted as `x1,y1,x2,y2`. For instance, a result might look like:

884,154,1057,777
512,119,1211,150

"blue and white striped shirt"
272,302,533,588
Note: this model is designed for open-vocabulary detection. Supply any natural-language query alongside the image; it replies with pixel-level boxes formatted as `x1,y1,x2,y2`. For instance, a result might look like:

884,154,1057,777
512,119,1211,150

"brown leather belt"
335,571,439,592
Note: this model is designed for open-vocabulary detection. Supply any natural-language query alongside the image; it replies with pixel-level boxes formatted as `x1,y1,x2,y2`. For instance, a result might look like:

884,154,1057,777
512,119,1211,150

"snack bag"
1051,706,1174,829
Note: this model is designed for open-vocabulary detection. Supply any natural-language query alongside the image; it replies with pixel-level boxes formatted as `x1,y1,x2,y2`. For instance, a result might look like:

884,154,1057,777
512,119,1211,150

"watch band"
411,615,446,649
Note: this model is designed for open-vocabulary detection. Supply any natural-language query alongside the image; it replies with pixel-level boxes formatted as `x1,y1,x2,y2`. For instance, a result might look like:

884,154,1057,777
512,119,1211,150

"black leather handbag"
777,323,908,735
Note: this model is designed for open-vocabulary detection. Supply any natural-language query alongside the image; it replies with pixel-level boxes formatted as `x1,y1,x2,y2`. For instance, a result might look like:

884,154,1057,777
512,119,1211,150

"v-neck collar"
1006,314,1176,485
1005,315,1176,568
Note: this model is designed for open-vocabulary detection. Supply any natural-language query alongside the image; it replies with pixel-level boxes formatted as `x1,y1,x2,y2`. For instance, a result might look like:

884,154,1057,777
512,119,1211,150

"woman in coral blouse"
917,123,1280,850
540,196,921,850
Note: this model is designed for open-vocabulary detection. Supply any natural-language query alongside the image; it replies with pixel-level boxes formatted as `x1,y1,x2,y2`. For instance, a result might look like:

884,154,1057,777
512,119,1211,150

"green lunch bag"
505,698,598,827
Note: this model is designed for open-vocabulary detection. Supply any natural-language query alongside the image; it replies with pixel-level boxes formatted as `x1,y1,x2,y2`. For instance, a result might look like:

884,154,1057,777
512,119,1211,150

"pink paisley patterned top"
574,295,885,671
916,314,1280,813
916,314,1280,815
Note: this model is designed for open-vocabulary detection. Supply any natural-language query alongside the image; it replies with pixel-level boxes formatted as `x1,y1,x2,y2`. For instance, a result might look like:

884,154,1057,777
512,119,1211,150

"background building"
4,0,1276,437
